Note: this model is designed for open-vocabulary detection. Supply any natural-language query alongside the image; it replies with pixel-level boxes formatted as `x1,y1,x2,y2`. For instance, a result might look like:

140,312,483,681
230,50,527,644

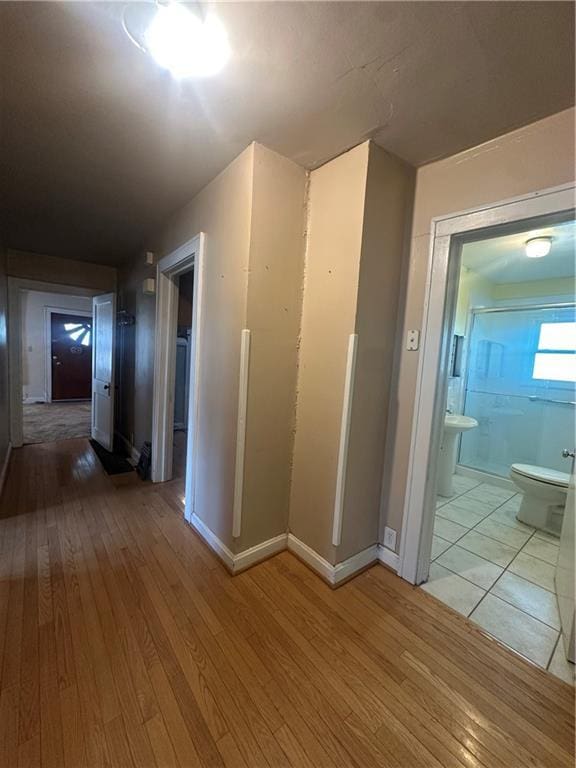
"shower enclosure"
459,303,576,478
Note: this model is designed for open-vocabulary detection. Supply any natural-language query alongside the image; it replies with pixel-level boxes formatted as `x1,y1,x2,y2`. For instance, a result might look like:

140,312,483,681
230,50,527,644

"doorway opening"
400,184,575,684
173,270,194,480
151,233,204,524
18,288,94,444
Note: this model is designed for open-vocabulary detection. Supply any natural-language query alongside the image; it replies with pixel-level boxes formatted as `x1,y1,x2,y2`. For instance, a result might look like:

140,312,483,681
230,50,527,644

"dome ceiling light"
123,2,230,79
524,236,553,258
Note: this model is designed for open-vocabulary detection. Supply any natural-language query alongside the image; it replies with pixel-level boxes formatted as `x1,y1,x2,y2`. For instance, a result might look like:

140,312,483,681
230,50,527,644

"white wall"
21,290,92,402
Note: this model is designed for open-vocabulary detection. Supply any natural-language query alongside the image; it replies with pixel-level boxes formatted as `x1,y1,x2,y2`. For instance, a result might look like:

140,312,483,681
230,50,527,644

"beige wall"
7,250,116,292
240,145,307,550
341,144,414,561
0,248,9,484
118,142,307,554
289,143,369,562
289,142,414,563
382,107,576,551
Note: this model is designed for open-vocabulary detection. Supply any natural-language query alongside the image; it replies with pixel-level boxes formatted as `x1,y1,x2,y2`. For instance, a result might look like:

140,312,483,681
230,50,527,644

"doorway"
400,184,575,683
14,287,95,445
151,233,205,522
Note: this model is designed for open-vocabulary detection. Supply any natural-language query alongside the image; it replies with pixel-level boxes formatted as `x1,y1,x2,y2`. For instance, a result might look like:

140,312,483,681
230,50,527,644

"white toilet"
510,463,569,536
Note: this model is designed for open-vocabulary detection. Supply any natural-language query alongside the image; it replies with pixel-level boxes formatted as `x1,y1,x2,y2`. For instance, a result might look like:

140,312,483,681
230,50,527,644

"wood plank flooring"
0,438,573,767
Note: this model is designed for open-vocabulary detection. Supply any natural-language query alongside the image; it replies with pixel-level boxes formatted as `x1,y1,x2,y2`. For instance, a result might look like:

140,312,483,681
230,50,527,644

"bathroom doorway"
401,184,575,682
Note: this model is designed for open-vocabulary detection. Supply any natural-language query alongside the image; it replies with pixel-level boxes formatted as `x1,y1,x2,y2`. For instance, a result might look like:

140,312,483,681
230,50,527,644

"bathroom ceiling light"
123,2,230,79
525,236,552,258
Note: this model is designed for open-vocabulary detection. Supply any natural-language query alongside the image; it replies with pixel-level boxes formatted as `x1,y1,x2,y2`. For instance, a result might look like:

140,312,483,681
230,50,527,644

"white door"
91,292,116,451
555,448,575,663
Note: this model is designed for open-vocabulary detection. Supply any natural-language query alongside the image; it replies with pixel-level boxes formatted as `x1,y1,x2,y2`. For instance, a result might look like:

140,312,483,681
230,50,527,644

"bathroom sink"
438,414,479,496
444,414,479,434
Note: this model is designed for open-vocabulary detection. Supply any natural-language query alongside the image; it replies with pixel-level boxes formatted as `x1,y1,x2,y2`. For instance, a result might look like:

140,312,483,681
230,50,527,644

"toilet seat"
511,463,569,488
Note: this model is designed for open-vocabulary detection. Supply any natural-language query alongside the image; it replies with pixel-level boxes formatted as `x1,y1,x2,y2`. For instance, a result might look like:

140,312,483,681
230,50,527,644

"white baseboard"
187,517,395,585
378,544,400,572
189,514,287,574
0,443,13,499
115,431,141,464
22,397,46,404
287,534,379,586
233,534,288,573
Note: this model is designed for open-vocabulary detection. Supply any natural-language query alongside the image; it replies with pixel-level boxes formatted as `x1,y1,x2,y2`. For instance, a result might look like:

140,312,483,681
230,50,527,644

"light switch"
406,329,420,351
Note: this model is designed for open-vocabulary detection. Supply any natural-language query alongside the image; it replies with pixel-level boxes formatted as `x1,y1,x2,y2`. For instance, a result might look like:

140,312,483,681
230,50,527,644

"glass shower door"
459,304,576,478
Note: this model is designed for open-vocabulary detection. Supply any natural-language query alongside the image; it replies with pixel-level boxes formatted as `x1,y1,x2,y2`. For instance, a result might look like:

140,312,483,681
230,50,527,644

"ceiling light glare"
144,3,230,78
525,236,552,258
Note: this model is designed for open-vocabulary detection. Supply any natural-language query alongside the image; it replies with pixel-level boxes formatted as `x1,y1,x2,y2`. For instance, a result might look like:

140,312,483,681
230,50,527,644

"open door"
91,292,116,451
556,448,575,664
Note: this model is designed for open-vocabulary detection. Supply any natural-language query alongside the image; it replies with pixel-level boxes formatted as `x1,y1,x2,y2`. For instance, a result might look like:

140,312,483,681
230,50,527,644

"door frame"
399,182,575,585
7,279,101,448
151,232,205,518
44,307,93,403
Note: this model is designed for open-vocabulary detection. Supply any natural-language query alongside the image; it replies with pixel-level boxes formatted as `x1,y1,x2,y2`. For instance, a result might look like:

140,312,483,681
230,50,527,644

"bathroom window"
532,321,576,383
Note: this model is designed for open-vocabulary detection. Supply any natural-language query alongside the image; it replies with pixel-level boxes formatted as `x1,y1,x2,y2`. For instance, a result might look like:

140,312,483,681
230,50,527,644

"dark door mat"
89,439,134,475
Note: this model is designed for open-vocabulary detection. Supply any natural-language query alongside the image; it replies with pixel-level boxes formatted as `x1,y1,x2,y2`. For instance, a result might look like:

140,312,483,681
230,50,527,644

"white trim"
0,444,12,500
44,307,92,403
332,333,358,546
232,329,250,538
22,397,44,404
189,514,287,574
399,183,575,585
184,238,205,523
189,513,235,571
233,534,287,573
287,534,378,586
8,279,101,448
152,233,205,487
378,544,400,572
455,465,515,491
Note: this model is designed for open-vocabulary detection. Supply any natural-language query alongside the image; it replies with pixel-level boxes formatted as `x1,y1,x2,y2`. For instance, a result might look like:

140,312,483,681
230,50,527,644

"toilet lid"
511,463,570,488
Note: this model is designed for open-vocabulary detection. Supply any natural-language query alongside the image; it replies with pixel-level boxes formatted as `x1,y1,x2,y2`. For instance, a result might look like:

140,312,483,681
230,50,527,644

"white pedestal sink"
437,414,479,497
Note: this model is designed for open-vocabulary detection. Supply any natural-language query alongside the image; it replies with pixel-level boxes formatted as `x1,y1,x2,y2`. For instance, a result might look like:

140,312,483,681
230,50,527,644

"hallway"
0,440,573,767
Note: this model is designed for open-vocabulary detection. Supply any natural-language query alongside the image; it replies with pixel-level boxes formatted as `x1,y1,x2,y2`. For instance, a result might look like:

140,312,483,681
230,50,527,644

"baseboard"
187,516,394,585
189,514,287,574
115,431,141,464
22,397,46,404
287,534,379,587
378,544,400,572
0,444,13,500
456,464,514,490
233,534,288,574
190,513,235,571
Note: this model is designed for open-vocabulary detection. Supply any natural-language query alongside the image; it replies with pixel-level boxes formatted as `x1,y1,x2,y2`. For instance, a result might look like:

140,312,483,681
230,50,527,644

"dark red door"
51,313,93,400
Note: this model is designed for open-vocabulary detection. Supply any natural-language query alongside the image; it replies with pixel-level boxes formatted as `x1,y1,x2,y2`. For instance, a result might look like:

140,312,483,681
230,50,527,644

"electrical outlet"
406,329,420,351
383,526,397,551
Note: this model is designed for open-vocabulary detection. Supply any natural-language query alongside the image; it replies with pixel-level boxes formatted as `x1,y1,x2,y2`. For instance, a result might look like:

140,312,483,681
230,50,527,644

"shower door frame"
399,183,575,585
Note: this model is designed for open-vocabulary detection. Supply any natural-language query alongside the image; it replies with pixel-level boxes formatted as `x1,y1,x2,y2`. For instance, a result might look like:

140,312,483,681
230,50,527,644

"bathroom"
422,218,575,683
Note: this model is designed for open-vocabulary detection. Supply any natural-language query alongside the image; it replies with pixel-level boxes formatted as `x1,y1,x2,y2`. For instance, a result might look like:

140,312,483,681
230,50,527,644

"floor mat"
23,401,91,444
89,439,134,475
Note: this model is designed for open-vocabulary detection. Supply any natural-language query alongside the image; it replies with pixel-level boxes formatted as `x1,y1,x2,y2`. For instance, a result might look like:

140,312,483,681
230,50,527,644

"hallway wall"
6,249,116,291
381,106,576,554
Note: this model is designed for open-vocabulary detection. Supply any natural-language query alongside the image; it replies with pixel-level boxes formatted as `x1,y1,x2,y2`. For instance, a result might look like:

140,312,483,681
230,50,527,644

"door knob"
104,383,110,391
562,449,576,459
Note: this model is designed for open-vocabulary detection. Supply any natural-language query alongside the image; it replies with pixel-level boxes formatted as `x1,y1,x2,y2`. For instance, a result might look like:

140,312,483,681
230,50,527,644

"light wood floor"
0,439,573,768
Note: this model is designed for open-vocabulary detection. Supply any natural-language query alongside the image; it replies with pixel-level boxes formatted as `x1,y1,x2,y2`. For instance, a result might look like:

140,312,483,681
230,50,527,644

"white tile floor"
422,474,575,686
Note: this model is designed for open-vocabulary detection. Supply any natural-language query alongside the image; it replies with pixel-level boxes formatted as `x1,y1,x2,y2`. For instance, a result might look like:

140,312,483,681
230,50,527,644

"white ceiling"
462,220,576,285
0,2,574,265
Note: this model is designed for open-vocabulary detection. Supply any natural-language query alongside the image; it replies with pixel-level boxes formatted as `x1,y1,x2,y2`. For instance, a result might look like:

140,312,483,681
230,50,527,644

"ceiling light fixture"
123,2,230,79
525,236,552,258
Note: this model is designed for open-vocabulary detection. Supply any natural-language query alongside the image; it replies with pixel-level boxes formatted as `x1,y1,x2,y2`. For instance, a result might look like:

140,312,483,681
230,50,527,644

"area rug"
23,401,92,444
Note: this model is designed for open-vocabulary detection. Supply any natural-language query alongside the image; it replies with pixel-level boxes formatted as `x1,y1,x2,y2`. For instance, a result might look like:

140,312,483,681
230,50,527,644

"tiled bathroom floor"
421,474,575,685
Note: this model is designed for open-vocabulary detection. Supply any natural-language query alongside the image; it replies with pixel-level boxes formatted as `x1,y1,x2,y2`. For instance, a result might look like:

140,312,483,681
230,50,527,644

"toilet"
510,463,569,536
